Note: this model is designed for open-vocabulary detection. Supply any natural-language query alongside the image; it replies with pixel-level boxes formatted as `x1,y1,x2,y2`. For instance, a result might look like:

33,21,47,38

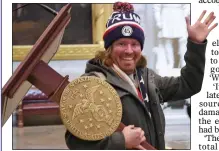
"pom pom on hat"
113,2,134,12
103,2,145,50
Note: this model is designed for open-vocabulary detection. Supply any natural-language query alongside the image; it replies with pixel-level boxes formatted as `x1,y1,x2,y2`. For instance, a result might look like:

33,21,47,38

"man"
65,2,217,150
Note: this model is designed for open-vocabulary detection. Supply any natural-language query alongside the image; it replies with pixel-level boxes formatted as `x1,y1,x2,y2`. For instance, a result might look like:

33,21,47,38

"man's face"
111,38,142,74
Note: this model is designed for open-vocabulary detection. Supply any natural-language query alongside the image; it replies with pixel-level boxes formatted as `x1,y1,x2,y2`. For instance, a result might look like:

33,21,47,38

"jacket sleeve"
65,130,126,150
152,38,207,102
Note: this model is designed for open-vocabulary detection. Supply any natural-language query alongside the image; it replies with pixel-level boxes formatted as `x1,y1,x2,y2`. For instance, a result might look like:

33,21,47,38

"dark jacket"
65,39,207,150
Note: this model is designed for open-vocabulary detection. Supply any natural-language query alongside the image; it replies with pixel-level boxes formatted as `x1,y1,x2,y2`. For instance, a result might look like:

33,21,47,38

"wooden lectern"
2,4,155,150
2,4,72,126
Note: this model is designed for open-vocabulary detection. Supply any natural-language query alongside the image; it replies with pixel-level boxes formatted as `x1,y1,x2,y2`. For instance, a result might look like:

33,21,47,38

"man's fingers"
198,10,207,22
127,125,135,129
209,23,218,32
140,130,145,138
134,128,143,136
135,145,146,150
140,136,146,143
206,15,216,27
204,12,214,24
185,16,190,27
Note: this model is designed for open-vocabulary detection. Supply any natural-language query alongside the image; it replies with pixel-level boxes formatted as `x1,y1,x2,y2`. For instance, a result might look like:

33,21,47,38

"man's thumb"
185,16,190,28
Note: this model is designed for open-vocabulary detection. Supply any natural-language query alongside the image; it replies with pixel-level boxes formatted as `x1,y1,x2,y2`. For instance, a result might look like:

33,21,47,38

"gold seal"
60,76,122,141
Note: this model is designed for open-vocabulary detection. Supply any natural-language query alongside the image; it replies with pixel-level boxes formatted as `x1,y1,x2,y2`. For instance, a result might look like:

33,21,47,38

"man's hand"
186,10,218,43
122,125,146,149
135,145,146,150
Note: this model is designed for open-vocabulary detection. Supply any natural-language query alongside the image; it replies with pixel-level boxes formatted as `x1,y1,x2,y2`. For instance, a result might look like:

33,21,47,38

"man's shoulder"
138,67,161,86
138,67,157,76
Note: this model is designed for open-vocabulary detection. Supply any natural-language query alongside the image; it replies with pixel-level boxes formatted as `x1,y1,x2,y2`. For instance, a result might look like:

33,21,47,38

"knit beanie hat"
103,2,145,50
